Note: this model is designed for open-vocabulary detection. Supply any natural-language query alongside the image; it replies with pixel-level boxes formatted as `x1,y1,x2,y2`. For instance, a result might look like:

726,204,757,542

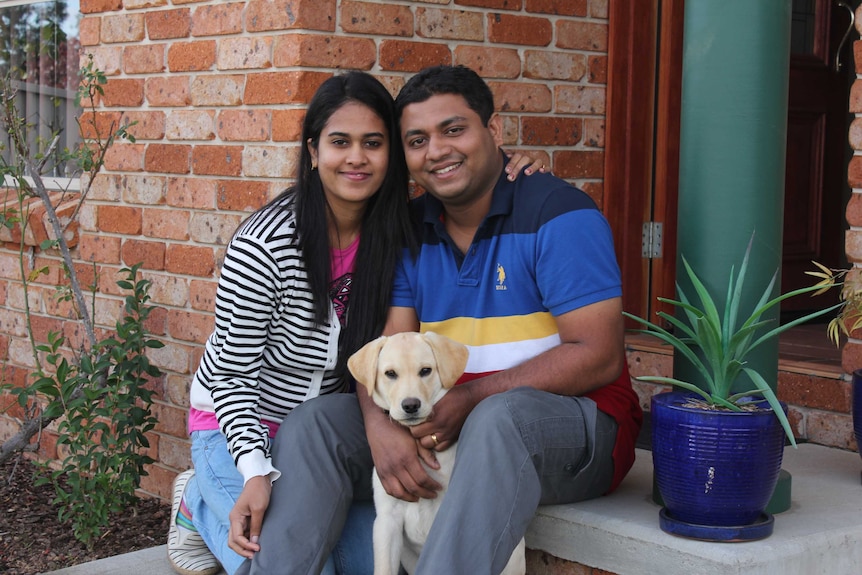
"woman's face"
308,101,390,212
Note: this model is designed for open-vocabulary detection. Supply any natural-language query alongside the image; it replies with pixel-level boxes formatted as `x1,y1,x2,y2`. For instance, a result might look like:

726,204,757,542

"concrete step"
45,443,862,575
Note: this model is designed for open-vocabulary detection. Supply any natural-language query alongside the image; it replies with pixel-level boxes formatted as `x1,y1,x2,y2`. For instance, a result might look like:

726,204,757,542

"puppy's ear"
347,336,387,396
422,331,469,389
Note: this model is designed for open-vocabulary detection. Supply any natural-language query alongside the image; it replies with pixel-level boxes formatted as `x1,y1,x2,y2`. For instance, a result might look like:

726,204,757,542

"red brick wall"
0,0,610,500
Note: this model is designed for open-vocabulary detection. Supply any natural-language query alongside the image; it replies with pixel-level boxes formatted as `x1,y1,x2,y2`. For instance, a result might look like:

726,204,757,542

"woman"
166,71,541,575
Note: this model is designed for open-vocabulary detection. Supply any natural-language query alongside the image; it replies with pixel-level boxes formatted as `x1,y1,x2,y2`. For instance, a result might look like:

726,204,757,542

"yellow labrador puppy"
348,331,526,575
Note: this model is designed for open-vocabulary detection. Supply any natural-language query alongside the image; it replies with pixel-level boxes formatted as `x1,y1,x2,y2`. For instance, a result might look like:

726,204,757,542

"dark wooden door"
608,0,856,324
782,0,854,315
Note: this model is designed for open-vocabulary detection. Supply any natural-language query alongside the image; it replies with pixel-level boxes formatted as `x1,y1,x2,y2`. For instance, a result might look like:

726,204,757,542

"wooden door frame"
605,0,683,323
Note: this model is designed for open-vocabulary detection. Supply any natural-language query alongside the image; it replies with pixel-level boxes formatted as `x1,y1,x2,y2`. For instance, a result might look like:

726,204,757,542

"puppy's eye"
419,367,432,377
385,370,397,380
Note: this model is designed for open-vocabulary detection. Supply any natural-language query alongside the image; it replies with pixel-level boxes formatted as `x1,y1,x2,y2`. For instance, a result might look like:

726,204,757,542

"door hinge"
642,222,663,259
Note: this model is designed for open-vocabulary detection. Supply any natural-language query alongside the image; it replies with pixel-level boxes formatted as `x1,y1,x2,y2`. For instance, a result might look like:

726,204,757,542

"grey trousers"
235,387,617,575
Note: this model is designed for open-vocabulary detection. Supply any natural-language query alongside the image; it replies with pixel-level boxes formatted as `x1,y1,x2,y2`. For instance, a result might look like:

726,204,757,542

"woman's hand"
505,151,548,181
228,475,272,558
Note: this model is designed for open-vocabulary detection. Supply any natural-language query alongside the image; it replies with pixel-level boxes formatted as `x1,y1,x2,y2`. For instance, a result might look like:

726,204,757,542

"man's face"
400,93,504,206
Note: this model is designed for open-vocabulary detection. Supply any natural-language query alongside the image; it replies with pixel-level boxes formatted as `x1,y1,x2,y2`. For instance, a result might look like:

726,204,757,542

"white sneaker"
167,469,221,575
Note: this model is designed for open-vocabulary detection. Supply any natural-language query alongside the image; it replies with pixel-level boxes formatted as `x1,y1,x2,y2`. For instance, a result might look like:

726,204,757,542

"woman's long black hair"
261,71,414,377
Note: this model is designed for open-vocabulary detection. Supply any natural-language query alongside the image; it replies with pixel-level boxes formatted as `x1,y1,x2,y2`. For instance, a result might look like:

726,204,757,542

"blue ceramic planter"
651,391,786,530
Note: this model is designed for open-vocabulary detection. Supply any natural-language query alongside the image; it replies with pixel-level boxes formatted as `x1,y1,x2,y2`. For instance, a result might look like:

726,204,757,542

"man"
233,65,642,575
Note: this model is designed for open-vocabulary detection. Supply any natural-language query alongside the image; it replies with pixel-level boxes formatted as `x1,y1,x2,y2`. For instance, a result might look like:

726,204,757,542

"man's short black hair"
395,65,495,126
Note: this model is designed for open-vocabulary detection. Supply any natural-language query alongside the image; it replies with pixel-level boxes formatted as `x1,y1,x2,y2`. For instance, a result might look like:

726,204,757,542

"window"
0,0,80,183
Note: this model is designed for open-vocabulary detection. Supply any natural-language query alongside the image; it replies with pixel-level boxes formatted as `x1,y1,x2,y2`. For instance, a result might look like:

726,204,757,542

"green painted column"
674,0,793,513
675,0,792,391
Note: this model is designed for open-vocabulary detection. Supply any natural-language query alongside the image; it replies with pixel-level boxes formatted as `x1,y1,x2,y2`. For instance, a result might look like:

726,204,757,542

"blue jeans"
185,429,375,575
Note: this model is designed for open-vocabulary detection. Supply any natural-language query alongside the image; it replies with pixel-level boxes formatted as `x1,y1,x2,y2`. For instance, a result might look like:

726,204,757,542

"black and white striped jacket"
189,194,345,482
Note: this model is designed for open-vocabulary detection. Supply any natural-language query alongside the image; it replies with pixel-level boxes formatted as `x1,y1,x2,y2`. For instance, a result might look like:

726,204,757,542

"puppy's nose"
401,397,421,414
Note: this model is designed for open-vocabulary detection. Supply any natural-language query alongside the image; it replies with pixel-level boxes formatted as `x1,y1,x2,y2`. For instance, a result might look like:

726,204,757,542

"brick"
168,40,216,72
244,71,330,105
99,206,143,235
488,81,552,113
499,115,519,145
848,155,862,187
82,46,122,75
157,434,193,470
101,78,145,107
379,40,452,72
553,150,604,179
555,85,606,114
273,35,376,70
152,402,191,437
192,145,243,176
139,463,180,501
103,143,146,172
778,372,850,412
583,117,605,148
190,279,217,312
272,109,306,142
0,309,27,338
88,174,122,201
842,340,862,373
124,0,168,7
121,174,167,205
242,145,299,178
190,74,244,106
588,54,608,84
850,118,862,151
556,20,608,51
190,2,244,36
144,305,168,336
590,0,609,18
524,0,586,15
122,111,167,140
454,46,521,78
166,110,216,141
163,374,190,408
340,0,412,36
524,50,586,81
166,177,217,209
189,213,244,244
457,0,522,8
122,239,166,270
79,17,101,46
143,208,191,241
145,144,192,174
124,44,165,74
79,233,122,263
216,110,271,142
166,245,216,277
846,192,862,227
79,111,123,145
806,410,854,450
216,180,271,212
416,8,484,41
80,0,123,15
168,310,215,344
246,0,336,32
846,229,862,264
488,13,551,46
101,14,146,43
521,116,582,146
143,273,190,307
217,36,273,70
146,8,191,40
146,76,192,106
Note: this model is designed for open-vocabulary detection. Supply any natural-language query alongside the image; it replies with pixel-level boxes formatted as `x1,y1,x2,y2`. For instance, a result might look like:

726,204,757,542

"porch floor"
528,443,862,575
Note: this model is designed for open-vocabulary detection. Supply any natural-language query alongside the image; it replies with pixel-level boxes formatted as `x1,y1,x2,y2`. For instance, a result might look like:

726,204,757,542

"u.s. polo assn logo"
496,263,507,291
